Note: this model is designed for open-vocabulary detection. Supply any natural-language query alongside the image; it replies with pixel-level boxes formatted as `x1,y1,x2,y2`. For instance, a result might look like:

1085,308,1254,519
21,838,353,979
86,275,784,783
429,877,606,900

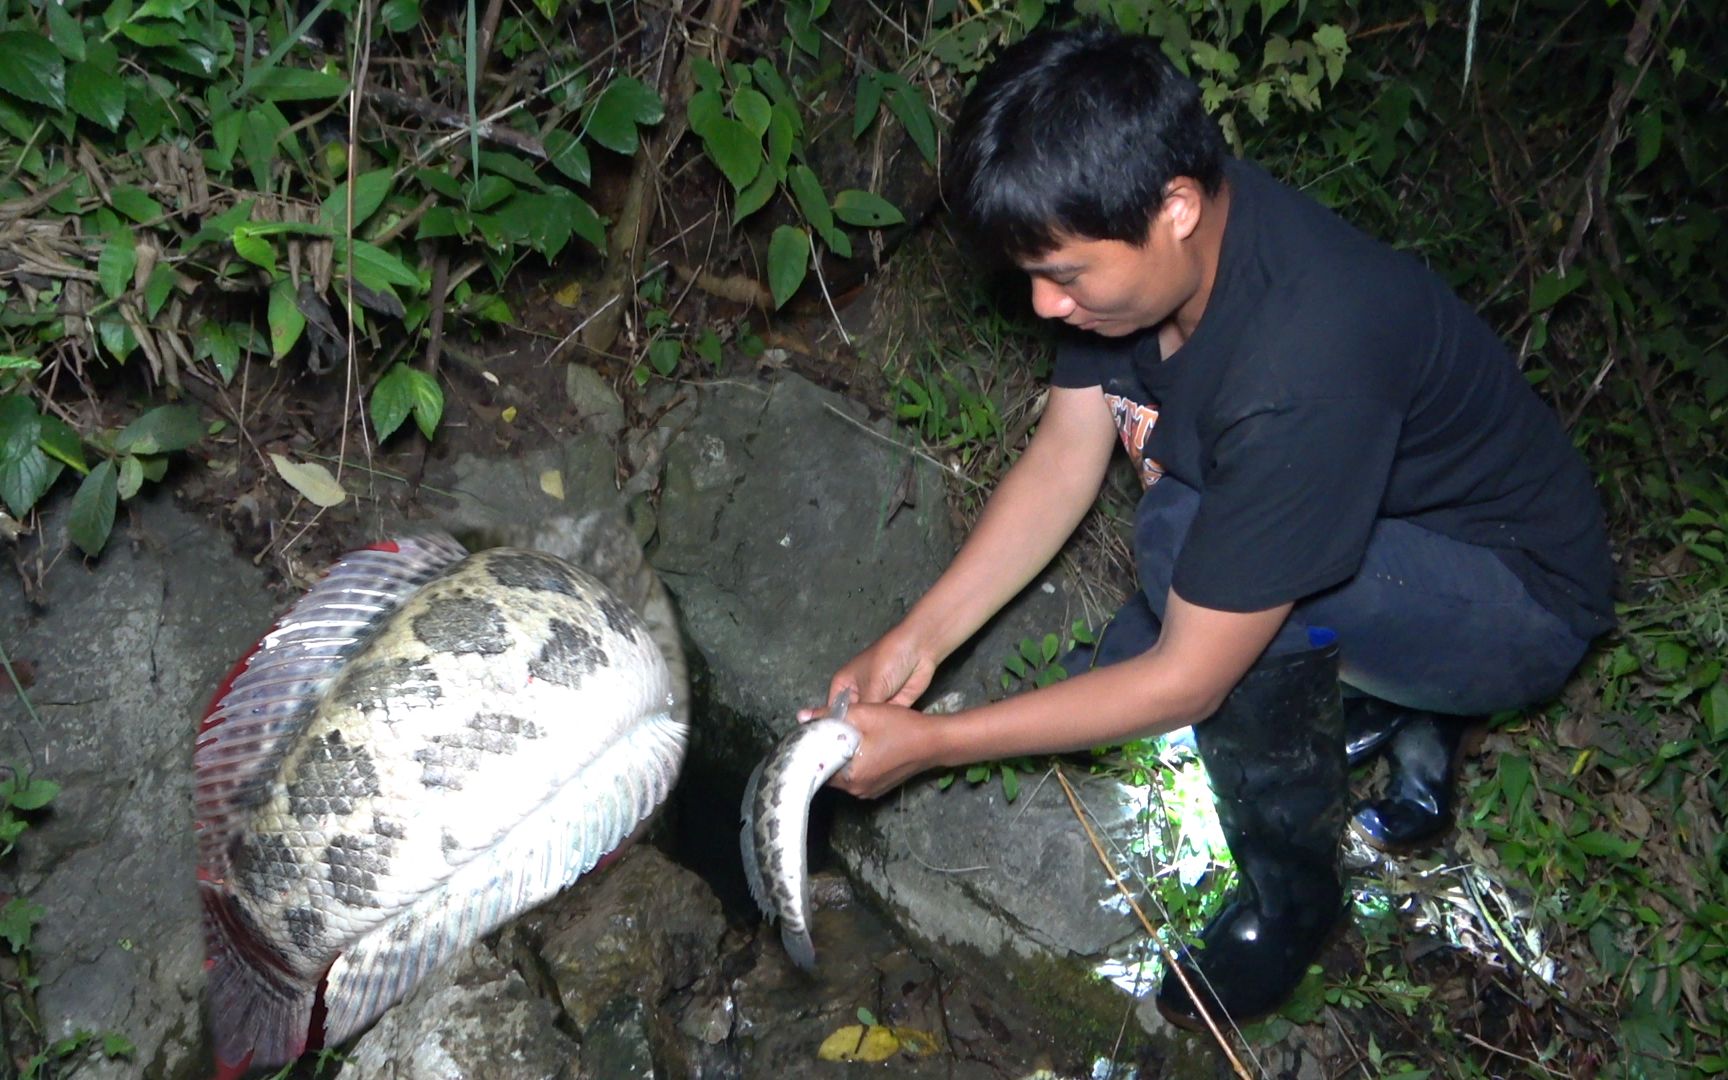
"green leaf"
250,68,349,102
116,404,202,454
230,225,275,275
733,87,772,138
787,164,835,239
415,206,469,241
700,116,761,192
852,72,883,139
542,129,591,186
268,453,346,507
143,264,176,318
731,167,776,224
687,88,724,140
36,413,86,474
767,226,808,310
337,239,421,292
1633,109,1662,173
833,189,904,228
1000,764,1019,802
370,363,442,441
1529,269,1586,313
1498,753,1531,810
98,229,138,300
68,458,118,556
267,278,305,359
195,322,241,384
0,897,45,953
47,0,87,61
1704,681,1728,741
585,76,663,155
467,175,516,212
320,169,394,232
1571,830,1640,860
0,32,66,109
6,775,59,811
414,166,465,200
647,338,680,376
695,329,722,367
109,185,163,224
239,106,286,193
116,453,144,499
887,80,937,164
379,0,419,33
0,396,61,517
67,62,125,131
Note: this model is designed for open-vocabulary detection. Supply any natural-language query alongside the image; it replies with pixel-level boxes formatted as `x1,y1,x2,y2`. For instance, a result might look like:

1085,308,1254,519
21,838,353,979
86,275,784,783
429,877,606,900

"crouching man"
804,25,1615,1028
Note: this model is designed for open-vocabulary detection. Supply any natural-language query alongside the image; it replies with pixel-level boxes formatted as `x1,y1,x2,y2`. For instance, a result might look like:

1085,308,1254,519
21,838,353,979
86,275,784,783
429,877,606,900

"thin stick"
820,404,984,490
1053,766,1254,1080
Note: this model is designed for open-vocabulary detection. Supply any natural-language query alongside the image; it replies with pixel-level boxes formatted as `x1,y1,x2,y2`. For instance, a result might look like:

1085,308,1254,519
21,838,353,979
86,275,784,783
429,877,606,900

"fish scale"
196,520,687,1073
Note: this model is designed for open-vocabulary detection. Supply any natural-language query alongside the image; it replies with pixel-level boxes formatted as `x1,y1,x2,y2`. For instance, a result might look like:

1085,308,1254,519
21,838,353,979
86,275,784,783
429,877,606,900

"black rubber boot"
1155,645,1349,1031
1351,712,1477,852
1345,696,1414,767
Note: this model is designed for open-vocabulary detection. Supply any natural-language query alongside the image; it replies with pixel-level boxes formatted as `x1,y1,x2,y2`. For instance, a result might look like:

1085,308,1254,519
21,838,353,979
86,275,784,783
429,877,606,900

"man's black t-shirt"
1053,159,1616,641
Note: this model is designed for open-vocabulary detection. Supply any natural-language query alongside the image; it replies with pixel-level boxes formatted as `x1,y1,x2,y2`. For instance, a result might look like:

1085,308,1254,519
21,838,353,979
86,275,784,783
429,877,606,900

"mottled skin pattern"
229,548,672,980
740,696,860,970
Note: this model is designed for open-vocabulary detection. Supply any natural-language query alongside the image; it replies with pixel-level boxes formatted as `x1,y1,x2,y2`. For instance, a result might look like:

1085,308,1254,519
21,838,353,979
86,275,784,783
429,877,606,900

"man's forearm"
896,388,1115,664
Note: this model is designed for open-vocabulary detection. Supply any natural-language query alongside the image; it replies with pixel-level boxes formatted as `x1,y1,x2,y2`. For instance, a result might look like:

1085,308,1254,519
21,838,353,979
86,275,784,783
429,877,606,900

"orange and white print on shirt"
1105,392,1164,489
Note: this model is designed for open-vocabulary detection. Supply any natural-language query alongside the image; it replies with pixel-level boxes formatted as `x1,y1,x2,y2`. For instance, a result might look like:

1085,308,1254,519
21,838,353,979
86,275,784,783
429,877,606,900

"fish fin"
320,709,687,1045
738,756,773,918
193,533,468,875
780,924,817,972
200,885,315,1071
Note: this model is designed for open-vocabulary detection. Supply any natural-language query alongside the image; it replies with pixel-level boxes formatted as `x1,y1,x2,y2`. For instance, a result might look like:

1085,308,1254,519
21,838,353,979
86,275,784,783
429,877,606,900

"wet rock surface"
1,371,1192,1078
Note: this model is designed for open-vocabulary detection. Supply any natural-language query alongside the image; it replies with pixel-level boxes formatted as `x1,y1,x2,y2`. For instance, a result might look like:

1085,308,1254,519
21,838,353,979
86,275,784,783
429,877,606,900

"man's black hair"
946,25,1226,263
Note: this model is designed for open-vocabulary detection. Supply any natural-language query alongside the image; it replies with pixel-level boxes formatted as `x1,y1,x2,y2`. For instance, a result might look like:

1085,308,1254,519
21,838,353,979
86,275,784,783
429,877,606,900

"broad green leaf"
319,169,394,232
887,80,937,164
337,239,421,291
695,329,722,367
116,453,144,499
47,1,86,61
687,88,724,140
68,458,118,556
144,263,176,318
0,32,66,109
0,897,45,952
733,87,772,138
467,175,515,211
207,108,243,171
250,68,349,102
732,167,776,224
1498,752,1531,810
1634,110,1662,173
1529,269,1586,313
36,413,86,473
115,404,202,454
414,166,465,200
239,106,286,192
834,189,904,228
478,150,546,190
379,0,419,32
767,225,808,310
701,115,761,192
98,229,138,300
4,775,58,810
0,396,62,517
1704,681,1728,741
268,278,305,358
585,76,663,155
96,313,137,361
647,338,680,376
230,225,276,274
68,62,125,131
268,452,346,507
692,56,721,94
766,103,796,173
541,129,591,186
195,322,241,384
110,185,163,224
787,164,834,239
852,73,883,139
370,363,442,441
415,206,469,241
1571,830,1640,860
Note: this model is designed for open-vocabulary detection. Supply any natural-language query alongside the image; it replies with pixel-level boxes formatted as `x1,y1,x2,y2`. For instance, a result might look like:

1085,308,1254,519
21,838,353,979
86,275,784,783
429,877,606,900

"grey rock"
564,363,627,439
337,944,580,1080
0,491,278,1080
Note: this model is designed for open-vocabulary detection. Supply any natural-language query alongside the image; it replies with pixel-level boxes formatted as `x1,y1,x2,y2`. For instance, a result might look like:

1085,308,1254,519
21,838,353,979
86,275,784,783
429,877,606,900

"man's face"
1017,227,1186,337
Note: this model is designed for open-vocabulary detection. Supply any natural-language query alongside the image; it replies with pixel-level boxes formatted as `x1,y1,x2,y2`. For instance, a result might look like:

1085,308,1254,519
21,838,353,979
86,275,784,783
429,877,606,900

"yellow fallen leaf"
817,1024,899,1063
552,281,583,308
539,469,565,500
890,1027,940,1056
501,405,518,423
269,453,347,508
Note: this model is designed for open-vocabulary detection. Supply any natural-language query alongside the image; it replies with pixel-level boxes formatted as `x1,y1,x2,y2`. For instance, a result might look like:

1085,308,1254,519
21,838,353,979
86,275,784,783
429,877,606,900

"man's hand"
824,701,950,799
798,629,936,720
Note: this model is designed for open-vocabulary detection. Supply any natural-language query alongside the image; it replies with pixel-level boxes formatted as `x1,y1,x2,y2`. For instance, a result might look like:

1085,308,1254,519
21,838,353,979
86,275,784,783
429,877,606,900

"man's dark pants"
1071,477,1592,716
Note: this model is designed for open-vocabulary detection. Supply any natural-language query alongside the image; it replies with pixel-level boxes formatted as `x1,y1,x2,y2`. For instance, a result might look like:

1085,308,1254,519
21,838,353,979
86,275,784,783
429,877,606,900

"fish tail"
201,885,316,1070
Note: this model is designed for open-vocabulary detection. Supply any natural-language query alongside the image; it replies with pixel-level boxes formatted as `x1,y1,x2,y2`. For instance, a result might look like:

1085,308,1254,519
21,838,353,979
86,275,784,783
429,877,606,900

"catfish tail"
201,884,317,1072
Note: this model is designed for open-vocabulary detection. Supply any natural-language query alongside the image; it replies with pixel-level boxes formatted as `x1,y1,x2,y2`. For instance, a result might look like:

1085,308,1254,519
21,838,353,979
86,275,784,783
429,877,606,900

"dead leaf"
269,453,348,507
815,1025,938,1063
539,469,565,501
552,280,583,308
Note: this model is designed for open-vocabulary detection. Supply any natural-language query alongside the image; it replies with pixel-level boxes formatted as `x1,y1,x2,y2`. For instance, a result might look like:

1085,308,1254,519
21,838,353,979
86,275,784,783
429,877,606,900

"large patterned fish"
193,514,687,1072
739,691,859,970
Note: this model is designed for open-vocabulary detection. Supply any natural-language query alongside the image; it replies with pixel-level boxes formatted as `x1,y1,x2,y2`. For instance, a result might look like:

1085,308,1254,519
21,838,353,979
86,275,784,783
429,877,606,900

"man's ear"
1158,176,1206,243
